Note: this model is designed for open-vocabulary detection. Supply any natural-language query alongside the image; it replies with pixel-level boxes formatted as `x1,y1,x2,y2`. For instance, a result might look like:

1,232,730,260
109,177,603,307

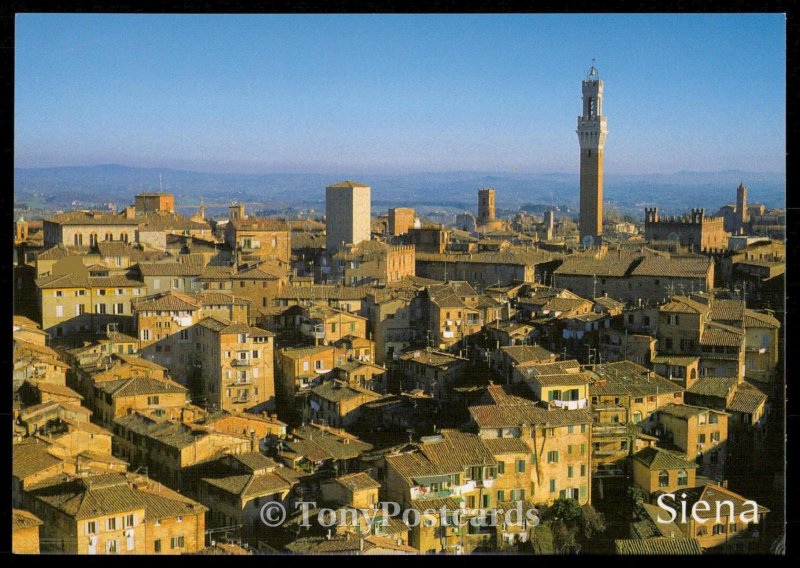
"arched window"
89,233,98,247
658,470,669,487
677,469,688,486
74,234,82,246
691,368,697,380
105,232,113,241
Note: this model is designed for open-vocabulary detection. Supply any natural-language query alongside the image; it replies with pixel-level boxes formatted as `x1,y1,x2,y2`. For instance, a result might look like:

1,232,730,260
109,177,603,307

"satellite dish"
582,235,595,248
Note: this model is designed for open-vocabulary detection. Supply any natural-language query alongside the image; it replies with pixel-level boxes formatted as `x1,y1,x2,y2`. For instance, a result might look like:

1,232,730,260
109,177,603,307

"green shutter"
497,490,505,502
580,485,587,498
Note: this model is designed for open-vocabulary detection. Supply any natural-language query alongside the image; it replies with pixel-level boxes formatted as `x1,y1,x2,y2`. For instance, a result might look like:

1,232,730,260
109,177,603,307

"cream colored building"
326,180,371,253
191,317,276,412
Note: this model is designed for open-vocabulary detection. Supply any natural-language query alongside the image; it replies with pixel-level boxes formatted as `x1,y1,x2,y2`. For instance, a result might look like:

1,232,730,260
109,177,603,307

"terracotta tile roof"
89,274,145,288
36,245,93,261
276,286,372,301
228,217,290,232
425,280,479,305
311,380,383,403
28,381,84,400
727,382,767,415
196,316,273,337
470,403,591,429
199,265,235,279
138,485,208,519
685,376,738,399
408,497,464,511
632,447,699,471
659,296,709,314
555,250,640,277
13,438,64,480
700,322,744,348
480,437,532,455
280,345,333,359
743,309,780,329
27,473,144,519
232,264,287,280
650,355,700,365
106,354,166,372
399,349,468,368
202,470,294,498
282,426,372,462
524,371,591,387
45,211,139,226
500,345,556,363
657,403,725,420
481,384,536,406
385,451,445,479
419,430,496,472
29,472,206,521
631,255,712,278
136,261,204,277
614,538,702,555
194,291,252,306
589,361,684,397
137,212,211,232
132,290,201,312
12,508,43,531
518,360,582,375
114,413,242,450
335,472,381,492
416,248,556,267
673,484,769,520
708,299,745,324
35,272,88,289
196,543,252,555
97,375,187,397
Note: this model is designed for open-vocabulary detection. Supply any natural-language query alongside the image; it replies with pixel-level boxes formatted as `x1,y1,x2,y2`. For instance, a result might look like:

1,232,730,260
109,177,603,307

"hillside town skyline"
12,12,786,558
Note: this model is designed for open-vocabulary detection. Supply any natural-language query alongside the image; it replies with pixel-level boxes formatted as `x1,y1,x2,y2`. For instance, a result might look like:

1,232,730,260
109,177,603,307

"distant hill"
14,164,785,218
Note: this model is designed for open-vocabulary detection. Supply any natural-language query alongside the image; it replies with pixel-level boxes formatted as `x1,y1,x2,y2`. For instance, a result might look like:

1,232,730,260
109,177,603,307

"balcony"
232,359,252,367
410,486,453,500
442,330,455,339
592,424,630,436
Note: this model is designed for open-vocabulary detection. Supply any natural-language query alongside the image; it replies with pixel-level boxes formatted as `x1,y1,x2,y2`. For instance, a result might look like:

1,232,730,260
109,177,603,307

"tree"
542,499,606,554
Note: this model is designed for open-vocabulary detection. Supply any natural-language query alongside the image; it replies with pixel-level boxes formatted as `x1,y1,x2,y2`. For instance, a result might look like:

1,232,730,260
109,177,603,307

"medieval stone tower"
478,188,496,224
576,63,608,245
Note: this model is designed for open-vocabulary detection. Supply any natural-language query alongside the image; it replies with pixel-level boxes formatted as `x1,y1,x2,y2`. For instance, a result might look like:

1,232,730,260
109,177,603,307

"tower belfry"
577,62,608,245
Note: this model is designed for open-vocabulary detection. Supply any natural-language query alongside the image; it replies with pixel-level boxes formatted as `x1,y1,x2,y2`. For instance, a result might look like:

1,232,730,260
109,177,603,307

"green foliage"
541,498,606,554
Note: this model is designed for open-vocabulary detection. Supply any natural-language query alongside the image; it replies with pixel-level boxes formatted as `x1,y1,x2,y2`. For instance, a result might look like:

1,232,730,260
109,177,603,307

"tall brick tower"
576,63,608,246
478,188,496,224
736,183,748,234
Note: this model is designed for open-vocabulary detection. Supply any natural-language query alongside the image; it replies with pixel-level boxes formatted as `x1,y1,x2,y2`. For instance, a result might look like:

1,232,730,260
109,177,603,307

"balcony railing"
592,424,630,435
410,486,453,500
232,359,252,367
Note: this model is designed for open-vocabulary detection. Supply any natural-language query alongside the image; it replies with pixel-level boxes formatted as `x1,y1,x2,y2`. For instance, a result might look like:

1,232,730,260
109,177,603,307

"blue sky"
15,13,786,175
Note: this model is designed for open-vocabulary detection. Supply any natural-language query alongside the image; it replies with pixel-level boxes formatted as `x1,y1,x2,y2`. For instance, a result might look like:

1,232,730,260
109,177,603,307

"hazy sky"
15,13,786,175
